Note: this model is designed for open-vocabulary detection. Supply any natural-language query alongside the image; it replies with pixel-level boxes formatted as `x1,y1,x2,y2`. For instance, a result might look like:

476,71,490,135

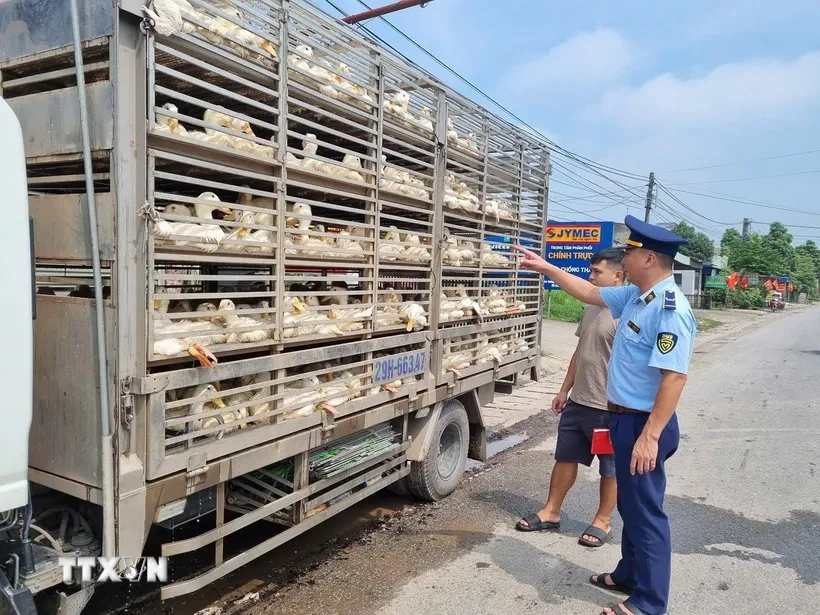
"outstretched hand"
512,245,548,273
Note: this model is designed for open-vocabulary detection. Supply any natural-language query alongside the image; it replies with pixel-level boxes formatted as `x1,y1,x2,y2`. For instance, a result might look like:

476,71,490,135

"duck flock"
141,0,538,442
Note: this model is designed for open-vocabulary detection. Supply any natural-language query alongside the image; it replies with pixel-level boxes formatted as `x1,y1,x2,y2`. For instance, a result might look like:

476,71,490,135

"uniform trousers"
609,411,679,615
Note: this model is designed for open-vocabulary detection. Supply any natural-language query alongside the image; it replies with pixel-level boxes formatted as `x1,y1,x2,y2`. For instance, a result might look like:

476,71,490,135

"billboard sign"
543,221,615,290
705,275,728,289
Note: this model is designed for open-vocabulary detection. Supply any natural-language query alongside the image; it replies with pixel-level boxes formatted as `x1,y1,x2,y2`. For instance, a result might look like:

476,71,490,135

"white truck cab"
0,98,34,515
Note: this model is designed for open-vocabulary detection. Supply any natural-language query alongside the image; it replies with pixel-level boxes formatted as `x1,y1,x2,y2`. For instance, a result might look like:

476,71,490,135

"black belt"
607,402,644,414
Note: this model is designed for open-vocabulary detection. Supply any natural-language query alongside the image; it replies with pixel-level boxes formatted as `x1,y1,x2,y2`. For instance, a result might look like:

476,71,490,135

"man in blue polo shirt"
515,215,697,615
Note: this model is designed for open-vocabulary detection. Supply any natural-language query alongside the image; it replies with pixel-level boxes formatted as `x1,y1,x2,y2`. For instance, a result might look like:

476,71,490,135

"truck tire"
407,399,469,501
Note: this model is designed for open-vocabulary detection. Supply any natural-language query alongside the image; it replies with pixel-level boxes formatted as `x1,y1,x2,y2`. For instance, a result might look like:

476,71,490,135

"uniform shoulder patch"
657,332,678,354
663,290,677,310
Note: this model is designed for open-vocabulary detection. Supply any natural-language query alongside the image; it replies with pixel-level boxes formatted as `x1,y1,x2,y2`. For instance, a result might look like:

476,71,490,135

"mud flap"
460,388,487,462
406,402,443,462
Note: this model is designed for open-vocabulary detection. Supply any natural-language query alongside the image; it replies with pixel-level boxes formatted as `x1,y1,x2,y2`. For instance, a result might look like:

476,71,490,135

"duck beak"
217,207,235,220
238,227,250,237
293,299,306,314
212,397,226,409
168,117,180,132
406,318,415,332
154,299,162,310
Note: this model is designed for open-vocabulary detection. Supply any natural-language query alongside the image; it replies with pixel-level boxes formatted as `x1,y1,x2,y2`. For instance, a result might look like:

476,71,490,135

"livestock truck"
0,0,550,612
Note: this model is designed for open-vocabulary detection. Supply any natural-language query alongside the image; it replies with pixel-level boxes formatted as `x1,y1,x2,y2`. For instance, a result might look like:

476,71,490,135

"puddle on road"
466,431,530,471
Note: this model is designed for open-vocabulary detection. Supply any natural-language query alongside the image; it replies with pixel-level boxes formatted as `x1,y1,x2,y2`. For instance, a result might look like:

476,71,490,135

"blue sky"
314,0,820,245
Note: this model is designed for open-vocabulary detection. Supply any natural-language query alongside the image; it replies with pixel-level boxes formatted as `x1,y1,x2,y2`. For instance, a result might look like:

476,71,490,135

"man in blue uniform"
515,215,697,615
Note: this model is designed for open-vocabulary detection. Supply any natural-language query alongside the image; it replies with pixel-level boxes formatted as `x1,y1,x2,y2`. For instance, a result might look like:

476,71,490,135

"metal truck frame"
0,0,549,609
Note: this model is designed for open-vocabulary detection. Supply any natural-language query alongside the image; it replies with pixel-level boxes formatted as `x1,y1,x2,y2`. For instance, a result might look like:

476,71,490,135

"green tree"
721,228,742,258
792,253,818,295
727,232,768,273
671,221,715,262
762,222,795,275
795,240,820,275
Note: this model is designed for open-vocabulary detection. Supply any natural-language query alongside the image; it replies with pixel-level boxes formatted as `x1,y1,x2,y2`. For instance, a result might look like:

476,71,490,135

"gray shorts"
554,400,615,477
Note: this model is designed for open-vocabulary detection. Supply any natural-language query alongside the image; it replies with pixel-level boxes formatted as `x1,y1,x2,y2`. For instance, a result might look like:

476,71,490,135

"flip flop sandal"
589,573,632,595
579,525,613,547
602,600,650,615
515,512,560,532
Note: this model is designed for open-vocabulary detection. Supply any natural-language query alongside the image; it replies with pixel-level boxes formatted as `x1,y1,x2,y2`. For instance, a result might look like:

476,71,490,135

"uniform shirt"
570,305,617,411
599,276,697,411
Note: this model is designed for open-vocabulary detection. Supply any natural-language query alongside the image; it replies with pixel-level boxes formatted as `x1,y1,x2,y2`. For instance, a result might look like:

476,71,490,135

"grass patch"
697,318,723,332
543,290,585,323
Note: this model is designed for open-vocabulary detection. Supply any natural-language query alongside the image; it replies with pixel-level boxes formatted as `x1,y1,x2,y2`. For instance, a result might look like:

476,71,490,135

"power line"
752,221,820,230
336,0,648,189
656,183,741,226
661,186,820,217
551,185,646,204
665,149,820,173
653,198,724,238
671,168,820,186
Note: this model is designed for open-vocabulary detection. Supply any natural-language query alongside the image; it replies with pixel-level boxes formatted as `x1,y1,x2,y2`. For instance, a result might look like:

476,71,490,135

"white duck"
155,102,187,135
336,230,365,259
327,292,373,332
152,193,234,252
481,286,510,315
299,134,328,173
379,227,405,261
384,90,410,117
236,193,275,253
458,239,477,266
442,345,471,378
153,336,218,367
399,302,427,331
218,299,270,343
484,199,501,223
281,375,323,420
446,117,459,145
418,107,434,132
481,242,511,268
181,302,230,346
240,372,273,425
441,233,463,267
170,383,227,434
287,44,314,72
318,378,351,416
142,0,198,37
399,232,431,263
220,9,277,60
341,154,366,183
439,292,465,322
203,109,254,141
457,132,480,154
220,209,255,252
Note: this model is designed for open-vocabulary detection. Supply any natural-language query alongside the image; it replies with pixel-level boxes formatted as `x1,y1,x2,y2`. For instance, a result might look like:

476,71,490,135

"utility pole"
343,0,435,24
644,172,656,223
742,218,752,239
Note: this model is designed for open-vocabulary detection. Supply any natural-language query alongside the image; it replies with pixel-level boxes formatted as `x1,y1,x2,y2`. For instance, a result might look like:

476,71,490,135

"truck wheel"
407,399,469,501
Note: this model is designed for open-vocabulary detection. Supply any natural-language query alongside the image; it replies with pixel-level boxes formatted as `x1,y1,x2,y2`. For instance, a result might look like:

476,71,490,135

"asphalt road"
240,305,820,615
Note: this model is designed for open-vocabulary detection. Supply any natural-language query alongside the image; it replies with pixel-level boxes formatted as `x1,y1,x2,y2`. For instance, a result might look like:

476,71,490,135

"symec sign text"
543,221,615,290
545,225,602,244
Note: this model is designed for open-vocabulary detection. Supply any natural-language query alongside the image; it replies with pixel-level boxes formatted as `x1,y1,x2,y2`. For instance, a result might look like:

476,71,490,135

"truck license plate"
373,350,427,384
